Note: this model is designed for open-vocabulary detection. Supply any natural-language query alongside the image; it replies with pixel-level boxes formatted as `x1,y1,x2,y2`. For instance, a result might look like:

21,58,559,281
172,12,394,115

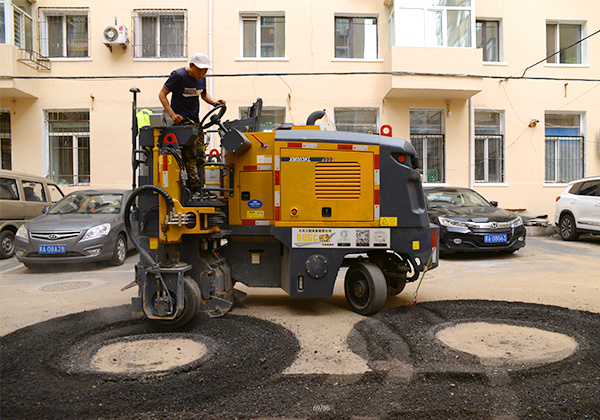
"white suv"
555,176,600,241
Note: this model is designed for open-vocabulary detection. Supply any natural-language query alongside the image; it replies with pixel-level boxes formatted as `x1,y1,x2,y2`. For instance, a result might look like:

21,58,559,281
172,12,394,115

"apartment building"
1,0,599,221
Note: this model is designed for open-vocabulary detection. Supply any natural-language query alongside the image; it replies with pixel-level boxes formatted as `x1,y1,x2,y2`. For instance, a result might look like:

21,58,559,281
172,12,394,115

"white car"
555,176,600,241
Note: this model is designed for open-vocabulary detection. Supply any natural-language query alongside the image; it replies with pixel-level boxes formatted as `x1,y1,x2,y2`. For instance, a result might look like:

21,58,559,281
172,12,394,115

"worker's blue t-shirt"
164,67,207,123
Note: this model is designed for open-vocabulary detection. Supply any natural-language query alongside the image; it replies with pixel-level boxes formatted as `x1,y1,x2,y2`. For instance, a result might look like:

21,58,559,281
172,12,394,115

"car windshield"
48,194,123,214
426,190,490,208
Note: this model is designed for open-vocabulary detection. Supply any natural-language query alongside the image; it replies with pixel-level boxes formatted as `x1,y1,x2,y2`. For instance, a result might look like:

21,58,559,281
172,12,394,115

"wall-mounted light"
528,119,539,128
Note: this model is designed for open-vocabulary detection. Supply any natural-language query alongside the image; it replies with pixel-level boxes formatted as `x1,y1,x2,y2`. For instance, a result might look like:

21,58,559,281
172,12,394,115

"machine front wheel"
153,276,201,329
344,262,387,316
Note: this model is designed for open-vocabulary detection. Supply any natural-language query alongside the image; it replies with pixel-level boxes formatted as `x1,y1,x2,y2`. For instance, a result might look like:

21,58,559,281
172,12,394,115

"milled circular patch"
435,322,578,365
89,336,209,373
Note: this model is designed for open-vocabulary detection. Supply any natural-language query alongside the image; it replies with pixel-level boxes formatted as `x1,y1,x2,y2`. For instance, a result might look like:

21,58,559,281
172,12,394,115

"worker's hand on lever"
170,112,184,125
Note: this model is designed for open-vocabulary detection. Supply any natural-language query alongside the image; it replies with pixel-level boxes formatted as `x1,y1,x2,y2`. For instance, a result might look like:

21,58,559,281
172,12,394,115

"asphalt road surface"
1,235,599,419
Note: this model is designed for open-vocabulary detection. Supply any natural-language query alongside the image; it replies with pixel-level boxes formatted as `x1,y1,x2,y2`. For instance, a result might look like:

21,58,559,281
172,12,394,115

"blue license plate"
39,244,66,254
484,234,507,244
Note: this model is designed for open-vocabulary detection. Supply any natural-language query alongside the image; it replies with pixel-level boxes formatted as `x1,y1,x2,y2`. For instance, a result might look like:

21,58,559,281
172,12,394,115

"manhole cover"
40,281,93,292
435,322,578,365
89,336,209,373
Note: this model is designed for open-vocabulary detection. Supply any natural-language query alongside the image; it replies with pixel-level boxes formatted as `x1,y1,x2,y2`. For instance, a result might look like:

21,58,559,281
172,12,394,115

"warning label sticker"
292,228,390,249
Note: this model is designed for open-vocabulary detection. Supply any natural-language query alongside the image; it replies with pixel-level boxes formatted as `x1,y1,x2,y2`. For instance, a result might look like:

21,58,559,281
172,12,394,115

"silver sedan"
14,190,135,268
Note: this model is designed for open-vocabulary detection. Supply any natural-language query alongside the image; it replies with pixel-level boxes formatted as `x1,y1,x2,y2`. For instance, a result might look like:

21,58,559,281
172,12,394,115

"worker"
158,52,226,197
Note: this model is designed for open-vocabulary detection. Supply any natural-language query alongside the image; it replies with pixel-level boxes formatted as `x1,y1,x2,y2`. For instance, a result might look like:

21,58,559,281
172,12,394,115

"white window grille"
46,110,90,185
38,8,89,58
133,9,187,59
410,109,445,183
545,113,584,183
475,110,504,183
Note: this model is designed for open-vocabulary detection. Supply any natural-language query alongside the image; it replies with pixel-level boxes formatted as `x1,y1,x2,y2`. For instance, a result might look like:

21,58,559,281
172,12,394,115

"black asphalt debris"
2,300,600,419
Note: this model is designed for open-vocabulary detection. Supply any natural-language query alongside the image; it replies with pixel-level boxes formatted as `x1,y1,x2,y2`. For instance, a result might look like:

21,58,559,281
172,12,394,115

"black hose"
124,185,174,269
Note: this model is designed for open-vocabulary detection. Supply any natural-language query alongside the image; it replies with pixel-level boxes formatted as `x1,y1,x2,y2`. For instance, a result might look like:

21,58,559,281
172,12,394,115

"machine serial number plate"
484,234,507,243
39,244,66,254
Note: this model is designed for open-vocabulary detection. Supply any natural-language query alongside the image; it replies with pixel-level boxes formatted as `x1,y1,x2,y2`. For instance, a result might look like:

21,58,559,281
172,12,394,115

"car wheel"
109,234,127,266
344,262,387,316
0,231,15,259
559,214,580,241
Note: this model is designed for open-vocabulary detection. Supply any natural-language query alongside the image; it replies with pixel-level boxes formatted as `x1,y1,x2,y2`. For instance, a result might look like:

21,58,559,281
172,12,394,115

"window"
23,181,45,201
240,106,285,131
335,16,378,59
1,111,10,170
546,23,583,64
46,111,90,185
476,20,499,62
1,3,5,43
334,108,378,134
133,9,186,58
545,113,584,183
410,109,445,183
0,177,18,200
241,13,285,58
390,0,473,48
475,110,504,183
13,1,32,50
39,8,89,58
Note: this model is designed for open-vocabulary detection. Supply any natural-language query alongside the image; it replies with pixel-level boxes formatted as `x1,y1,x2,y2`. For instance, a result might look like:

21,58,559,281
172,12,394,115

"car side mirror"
490,201,499,207
42,206,50,214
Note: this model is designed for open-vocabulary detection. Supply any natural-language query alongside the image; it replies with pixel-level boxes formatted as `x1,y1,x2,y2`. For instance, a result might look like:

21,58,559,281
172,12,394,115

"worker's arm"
201,91,226,107
159,86,183,124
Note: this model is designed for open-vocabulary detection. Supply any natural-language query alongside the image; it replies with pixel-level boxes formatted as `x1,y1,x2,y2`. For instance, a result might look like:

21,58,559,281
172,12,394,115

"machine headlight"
511,216,524,228
82,223,111,240
16,224,29,240
438,216,468,228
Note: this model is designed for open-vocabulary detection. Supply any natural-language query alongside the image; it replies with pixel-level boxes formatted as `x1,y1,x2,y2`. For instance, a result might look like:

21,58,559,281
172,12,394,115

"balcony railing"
17,49,51,71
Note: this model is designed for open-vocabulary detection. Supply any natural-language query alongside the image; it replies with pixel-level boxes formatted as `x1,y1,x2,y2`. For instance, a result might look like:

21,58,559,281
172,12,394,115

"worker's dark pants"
177,119,205,191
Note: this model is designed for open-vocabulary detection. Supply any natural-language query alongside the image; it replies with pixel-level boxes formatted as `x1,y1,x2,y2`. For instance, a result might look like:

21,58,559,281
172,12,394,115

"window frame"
476,19,501,63
410,108,446,184
333,107,379,134
389,0,475,48
239,105,286,132
334,14,379,60
544,111,585,184
474,109,505,184
1,109,11,170
132,9,188,60
38,7,90,59
546,21,586,65
238,12,287,60
44,110,91,186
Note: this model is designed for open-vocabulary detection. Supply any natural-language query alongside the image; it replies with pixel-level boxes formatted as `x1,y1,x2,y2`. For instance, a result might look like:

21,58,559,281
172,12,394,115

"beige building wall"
1,0,599,223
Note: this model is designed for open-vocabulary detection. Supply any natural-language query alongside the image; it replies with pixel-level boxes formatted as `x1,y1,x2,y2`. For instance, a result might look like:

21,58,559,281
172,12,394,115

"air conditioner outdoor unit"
102,25,128,49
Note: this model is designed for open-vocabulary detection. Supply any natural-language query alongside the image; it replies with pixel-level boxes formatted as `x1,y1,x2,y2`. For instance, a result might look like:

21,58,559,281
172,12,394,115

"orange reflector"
398,155,406,163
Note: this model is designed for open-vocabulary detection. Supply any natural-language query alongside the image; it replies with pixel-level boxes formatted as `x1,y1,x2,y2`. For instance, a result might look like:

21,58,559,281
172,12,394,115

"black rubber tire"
559,214,580,241
109,234,127,266
153,275,201,329
344,262,387,316
0,230,15,259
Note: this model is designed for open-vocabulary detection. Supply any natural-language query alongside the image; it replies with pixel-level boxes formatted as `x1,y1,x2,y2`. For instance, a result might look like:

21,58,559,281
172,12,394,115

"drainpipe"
469,98,475,189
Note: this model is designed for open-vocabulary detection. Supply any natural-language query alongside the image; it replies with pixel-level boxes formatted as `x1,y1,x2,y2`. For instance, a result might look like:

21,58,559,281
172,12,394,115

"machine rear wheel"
344,262,387,316
153,276,201,329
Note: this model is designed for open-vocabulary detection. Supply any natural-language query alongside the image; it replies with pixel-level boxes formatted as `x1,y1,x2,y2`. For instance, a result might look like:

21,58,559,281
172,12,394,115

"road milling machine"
125,99,439,328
